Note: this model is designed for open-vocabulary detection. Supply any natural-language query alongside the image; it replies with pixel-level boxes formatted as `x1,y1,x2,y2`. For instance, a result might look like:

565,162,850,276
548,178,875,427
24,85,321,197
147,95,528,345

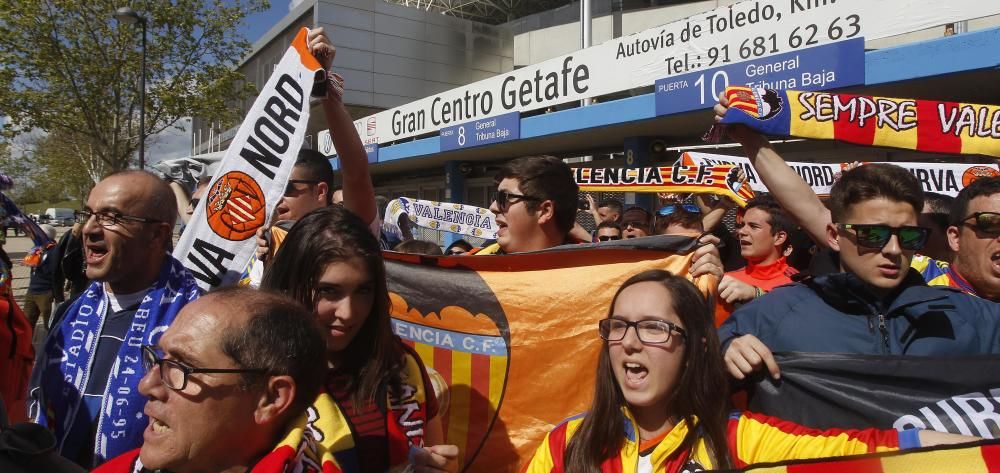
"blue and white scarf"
30,255,200,466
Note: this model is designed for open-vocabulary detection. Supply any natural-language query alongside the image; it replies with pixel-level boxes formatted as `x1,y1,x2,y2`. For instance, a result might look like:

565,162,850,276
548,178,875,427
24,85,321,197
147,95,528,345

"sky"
147,0,291,163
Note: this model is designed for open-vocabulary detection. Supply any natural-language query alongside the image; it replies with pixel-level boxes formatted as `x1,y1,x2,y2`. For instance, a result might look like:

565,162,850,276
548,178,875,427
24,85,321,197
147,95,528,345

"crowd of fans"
1,29,998,473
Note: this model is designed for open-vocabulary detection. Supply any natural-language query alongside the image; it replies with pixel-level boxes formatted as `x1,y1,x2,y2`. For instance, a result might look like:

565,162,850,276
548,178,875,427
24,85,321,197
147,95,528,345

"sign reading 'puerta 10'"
313,0,1000,153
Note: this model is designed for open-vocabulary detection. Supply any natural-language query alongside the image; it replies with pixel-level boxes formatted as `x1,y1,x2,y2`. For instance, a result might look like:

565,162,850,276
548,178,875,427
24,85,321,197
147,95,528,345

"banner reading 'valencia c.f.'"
715,87,1000,158
174,27,325,290
383,236,714,471
574,164,755,206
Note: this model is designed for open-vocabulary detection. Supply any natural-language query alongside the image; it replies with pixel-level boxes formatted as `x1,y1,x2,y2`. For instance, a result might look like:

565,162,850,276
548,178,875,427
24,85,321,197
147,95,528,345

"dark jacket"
719,269,1000,356
53,230,87,298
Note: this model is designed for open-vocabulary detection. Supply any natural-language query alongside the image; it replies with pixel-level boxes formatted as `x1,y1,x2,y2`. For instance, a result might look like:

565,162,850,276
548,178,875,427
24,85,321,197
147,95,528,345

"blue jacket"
719,270,1000,356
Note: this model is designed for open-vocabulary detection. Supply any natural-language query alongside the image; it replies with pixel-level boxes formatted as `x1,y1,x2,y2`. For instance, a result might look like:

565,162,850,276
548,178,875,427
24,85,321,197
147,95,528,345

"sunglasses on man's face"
838,224,930,251
597,235,621,241
493,190,541,213
657,203,701,217
962,212,1000,235
284,179,320,197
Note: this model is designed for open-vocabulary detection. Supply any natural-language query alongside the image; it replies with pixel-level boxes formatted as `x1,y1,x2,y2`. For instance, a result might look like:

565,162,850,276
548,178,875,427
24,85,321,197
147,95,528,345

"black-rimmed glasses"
75,209,161,228
598,318,686,344
961,212,1000,235
141,345,266,391
597,235,621,241
838,224,930,251
493,190,541,213
284,179,320,197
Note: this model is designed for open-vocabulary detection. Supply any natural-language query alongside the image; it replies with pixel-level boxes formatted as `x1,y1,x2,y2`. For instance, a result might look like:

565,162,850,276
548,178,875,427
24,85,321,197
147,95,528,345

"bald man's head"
107,170,178,225
82,171,177,292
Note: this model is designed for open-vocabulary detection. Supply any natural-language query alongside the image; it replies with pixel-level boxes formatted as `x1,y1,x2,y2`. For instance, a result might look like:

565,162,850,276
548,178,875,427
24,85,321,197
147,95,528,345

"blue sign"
655,38,864,117
329,143,377,170
364,143,378,164
440,112,520,152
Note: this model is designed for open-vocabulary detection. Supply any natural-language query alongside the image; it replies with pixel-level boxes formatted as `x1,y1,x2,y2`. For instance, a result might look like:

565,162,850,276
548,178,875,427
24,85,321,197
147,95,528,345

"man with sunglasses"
943,176,1000,300
713,95,998,301
243,31,382,286
475,156,580,254
719,164,1000,381
94,287,329,473
29,171,203,468
595,221,623,242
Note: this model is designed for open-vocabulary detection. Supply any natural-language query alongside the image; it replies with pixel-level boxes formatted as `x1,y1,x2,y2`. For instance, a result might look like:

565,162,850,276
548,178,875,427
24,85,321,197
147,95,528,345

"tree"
0,0,266,182
31,131,99,202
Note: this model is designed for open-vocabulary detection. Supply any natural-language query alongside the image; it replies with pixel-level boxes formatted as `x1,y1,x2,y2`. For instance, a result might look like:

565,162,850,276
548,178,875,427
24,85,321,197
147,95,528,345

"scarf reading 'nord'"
708,86,1000,158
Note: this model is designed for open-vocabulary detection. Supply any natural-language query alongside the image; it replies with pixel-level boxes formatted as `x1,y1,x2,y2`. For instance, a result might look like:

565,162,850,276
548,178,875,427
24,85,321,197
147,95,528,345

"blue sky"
242,0,292,44
149,1,290,162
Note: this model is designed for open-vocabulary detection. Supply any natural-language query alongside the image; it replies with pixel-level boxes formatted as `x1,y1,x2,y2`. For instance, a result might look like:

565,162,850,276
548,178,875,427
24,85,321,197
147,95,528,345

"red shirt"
726,256,797,291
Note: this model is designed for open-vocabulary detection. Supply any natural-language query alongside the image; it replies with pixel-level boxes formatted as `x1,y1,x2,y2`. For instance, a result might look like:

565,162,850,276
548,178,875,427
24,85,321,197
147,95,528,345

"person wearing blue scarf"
28,172,201,468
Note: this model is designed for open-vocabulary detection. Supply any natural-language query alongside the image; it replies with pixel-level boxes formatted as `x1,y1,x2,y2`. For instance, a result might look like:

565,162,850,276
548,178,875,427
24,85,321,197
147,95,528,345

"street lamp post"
114,7,148,170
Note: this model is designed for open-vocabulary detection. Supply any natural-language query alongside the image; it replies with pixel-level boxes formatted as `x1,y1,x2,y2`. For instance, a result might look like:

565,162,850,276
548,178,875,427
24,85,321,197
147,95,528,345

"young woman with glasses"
261,205,458,472
523,270,976,472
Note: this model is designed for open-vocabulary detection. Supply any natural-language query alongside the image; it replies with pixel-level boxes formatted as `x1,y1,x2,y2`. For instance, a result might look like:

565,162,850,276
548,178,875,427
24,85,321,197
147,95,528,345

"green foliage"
0,0,266,178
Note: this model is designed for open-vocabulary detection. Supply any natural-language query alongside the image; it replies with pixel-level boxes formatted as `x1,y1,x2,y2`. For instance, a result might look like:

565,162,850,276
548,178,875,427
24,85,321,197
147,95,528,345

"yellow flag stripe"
447,350,472,463
787,91,835,140
489,355,506,410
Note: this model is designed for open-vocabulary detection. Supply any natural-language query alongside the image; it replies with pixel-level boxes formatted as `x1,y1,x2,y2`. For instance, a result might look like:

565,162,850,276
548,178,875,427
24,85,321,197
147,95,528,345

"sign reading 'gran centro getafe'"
326,0,999,150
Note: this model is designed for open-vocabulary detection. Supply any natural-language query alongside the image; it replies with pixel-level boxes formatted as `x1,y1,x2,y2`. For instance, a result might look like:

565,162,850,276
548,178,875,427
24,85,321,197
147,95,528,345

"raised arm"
309,28,377,227
714,94,831,245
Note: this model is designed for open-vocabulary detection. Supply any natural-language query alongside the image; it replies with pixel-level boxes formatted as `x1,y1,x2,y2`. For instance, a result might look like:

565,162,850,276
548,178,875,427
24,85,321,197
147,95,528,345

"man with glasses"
94,287,330,473
940,176,1000,300
713,95,997,301
475,156,580,254
595,221,623,242
245,31,381,285
620,207,653,239
719,164,1000,381
29,171,202,468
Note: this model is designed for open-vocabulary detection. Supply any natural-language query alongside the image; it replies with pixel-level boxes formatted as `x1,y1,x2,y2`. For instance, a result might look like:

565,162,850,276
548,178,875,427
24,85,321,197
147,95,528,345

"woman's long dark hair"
563,270,732,472
261,205,402,408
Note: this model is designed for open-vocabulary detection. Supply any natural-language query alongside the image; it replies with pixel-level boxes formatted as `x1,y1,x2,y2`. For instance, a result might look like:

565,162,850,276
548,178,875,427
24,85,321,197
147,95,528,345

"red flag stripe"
434,347,453,433
918,100,963,154
832,95,877,147
465,353,493,460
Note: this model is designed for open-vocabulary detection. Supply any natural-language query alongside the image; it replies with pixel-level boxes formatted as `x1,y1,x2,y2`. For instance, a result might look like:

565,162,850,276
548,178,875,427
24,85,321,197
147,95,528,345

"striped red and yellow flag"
719,87,1000,158
390,294,508,469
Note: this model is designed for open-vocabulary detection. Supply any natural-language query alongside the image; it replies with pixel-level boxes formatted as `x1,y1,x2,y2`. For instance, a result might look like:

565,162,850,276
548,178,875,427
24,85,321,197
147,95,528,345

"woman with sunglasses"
262,206,457,472
523,270,975,472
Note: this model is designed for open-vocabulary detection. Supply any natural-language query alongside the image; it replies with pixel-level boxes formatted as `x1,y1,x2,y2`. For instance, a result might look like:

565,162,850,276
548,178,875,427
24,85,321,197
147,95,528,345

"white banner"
387,197,498,240
174,27,324,290
322,0,1000,149
682,152,1000,197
